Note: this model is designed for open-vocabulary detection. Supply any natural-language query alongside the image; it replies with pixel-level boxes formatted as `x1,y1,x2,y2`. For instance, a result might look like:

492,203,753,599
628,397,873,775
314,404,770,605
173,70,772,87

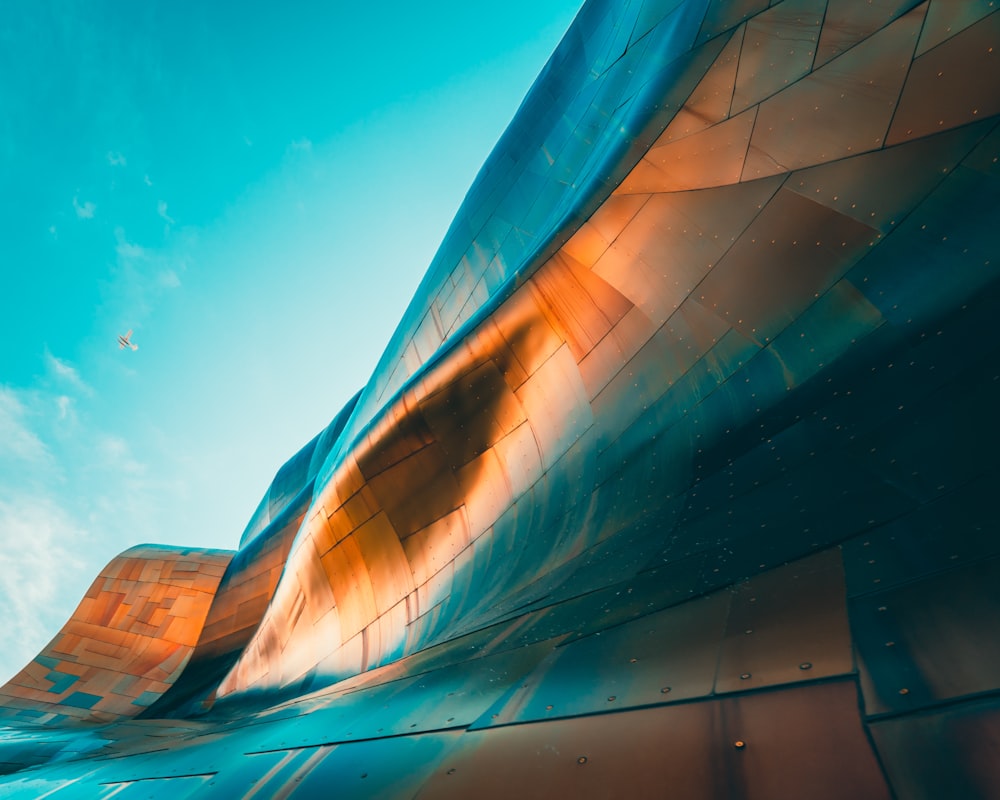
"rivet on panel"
545,705,553,710
734,740,746,750
607,696,616,702
447,768,457,775
740,673,751,680
577,756,588,765
799,662,812,670
660,687,672,694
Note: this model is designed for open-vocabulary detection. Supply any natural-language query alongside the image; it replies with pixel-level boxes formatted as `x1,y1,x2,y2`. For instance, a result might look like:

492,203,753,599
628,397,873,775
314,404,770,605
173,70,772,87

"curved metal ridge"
1,0,999,796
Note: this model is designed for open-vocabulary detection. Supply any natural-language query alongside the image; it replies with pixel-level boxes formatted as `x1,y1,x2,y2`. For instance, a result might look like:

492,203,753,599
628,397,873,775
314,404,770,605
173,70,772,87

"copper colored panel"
366,444,463,538
320,537,376,643
586,192,650,245
852,557,1000,716
787,121,994,232
816,0,919,67
661,26,743,142
491,292,564,382
916,0,998,55
0,546,232,724
529,252,633,363
596,176,784,325
578,305,657,399
419,681,888,800
351,514,414,617
694,187,877,344
743,5,925,178
721,681,890,800
869,696,1000,800
887,11,1000,145
714,549,853,693
514,344,592,470
731,0,824,114
617,108,757,193
418,699,719,800
402,509,471,589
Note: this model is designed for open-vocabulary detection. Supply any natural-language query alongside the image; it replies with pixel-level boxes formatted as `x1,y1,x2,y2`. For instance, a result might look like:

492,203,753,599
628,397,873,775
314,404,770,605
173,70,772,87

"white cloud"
159,269,181,288
55,395,74,422
157,200,175,224
0,388,52,466
44,351,92,396
114,228,146,260
98,435,145,476
72,196,96,219
144,174,153,187
0,495,87,684
116,240,146,259
107,151,127,167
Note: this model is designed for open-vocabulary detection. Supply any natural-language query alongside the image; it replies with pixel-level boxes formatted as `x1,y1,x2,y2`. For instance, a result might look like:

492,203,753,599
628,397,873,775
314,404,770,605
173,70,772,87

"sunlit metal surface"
1,0,998,796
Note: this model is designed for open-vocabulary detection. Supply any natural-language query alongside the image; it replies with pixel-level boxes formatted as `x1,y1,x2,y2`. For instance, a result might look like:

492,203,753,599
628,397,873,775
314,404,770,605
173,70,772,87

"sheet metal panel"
714,549,852,693
851,557,1000,716
418,680,888,800
869,696,1000,800
481,591,730,725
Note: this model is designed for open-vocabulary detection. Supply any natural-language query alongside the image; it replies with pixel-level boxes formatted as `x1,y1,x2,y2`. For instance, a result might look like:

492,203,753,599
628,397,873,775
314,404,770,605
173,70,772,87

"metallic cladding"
1,0,998,796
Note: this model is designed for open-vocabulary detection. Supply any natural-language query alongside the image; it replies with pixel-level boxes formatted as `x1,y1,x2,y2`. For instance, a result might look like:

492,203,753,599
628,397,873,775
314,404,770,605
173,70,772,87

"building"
1,0,998,796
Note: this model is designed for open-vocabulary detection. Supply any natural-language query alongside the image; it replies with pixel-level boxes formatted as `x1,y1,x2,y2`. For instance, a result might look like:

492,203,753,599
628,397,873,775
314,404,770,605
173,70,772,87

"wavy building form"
2,0,999,796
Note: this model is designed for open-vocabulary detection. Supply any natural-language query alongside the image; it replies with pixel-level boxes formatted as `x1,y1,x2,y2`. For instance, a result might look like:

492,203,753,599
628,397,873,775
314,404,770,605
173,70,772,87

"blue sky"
0,1,582,683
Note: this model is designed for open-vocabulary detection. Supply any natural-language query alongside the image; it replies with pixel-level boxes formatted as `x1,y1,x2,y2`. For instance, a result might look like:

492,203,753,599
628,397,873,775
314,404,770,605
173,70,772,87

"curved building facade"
2,0,999,797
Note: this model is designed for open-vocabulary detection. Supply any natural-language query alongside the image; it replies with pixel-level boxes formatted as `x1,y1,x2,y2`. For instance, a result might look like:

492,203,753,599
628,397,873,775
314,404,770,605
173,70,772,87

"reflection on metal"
2,0,999,796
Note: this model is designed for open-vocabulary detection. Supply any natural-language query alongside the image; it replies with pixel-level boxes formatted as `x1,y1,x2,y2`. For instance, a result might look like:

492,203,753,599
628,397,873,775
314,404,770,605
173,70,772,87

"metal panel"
888,11,1000,145
869,696,1000,800
743,5,924,178
286,732,463,800
731,0,824,114
481,591,730,725
715,548,853,693
417,681,888,800
851,557,1000,716
236,640,556,753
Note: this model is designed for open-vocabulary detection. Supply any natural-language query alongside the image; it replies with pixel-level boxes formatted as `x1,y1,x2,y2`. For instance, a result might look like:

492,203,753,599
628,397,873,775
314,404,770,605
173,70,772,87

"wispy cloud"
72,196,96,219
107,151,127,167
290,138,313,153
159,269,181,288
0,388,52,466
157,200,175,224
44,351,92,396
115,228,147,260
55,395,74,422
98,435,145,476
0,495,86,683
